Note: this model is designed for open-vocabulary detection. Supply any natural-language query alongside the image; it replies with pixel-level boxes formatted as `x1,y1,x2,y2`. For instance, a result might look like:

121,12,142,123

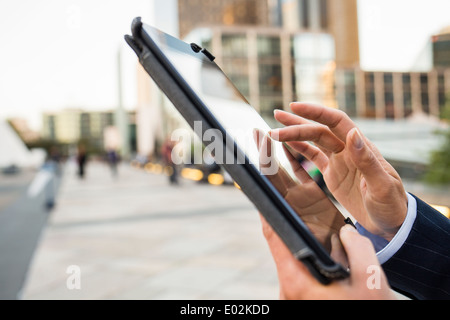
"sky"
1,0,450,131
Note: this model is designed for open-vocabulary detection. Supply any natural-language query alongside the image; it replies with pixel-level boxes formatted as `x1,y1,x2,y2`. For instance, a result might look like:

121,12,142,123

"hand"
269,103,408,241
253,129,344,252
261,216,396,300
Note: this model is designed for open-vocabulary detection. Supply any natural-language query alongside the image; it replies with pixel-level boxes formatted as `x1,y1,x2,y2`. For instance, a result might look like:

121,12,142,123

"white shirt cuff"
376,193,417,264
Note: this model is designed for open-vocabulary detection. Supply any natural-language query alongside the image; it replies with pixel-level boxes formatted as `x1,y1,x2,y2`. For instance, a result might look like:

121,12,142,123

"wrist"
384,193,409,241
376,193,417,264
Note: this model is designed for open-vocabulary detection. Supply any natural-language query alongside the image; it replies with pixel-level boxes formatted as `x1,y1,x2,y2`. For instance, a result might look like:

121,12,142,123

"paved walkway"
21,161,279,300
0,168,56,299
20,160,448,300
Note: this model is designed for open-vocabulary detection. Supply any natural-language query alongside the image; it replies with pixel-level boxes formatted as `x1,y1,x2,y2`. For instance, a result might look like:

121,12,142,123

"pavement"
20,161,279,300
19,159,449,300
0,167,59,300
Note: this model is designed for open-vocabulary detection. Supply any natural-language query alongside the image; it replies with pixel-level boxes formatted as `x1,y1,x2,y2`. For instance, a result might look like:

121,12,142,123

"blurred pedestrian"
161,137,179,185
107,148,119,177
76,144,87,179
48,145,62,176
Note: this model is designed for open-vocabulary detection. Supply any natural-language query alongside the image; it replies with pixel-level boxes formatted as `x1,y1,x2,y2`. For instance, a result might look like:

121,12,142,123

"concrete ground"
21,161,280,300
20,159,448,300
0,167,60,300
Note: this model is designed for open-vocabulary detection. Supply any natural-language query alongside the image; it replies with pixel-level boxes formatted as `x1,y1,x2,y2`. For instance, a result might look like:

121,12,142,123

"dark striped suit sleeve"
382,194,450,300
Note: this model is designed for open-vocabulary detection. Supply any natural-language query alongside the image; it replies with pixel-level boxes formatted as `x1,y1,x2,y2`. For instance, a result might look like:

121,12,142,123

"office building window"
80,113,90,139
291,33,335,104
438,73,447,116
365,73,376,117
403,92,412,117
438,73,445,89
221,58,250,98
319,0,328,29
334,69,345,111
335,69,357,117
421,92,430,113
222,34,247,57
257,36,281,58
259,63,282,95
385,92,394,119
402,74,413,117
260,97,284,119
257,35,282,110
420,73,429,114
344,71,357,117
384,73,394,118
345,91,357,117
300,0,309,29
384,73,393,87
433,36,450,67
402,74,411,85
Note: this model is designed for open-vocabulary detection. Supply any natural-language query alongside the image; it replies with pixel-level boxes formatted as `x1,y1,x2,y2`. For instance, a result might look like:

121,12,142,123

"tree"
424,94,450,184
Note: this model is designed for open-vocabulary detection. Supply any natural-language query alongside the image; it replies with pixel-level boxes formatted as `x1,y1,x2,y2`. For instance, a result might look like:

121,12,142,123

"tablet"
125,17,349,284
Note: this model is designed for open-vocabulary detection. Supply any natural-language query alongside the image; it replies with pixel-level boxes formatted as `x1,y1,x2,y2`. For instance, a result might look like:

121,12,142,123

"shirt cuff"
355,193,417,265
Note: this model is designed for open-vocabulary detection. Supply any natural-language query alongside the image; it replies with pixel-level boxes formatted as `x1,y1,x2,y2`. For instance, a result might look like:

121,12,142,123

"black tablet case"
125,17,348,284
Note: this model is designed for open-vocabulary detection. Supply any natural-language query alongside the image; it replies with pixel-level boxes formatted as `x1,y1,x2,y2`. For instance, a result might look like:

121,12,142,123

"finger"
259,214,318,292
260,214,292,259
346,128,391,192
282,144,314,184
259,133,296,194
270,124,345,154
274,109,311,126
285,141,329,173
339,225,379,281
290,102,356,142
330,233,348,267
274,109,334,158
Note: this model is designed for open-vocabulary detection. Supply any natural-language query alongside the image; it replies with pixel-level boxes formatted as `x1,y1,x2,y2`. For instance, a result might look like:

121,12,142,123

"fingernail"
268,129,279,140
341,224,358,235
352,129,364,150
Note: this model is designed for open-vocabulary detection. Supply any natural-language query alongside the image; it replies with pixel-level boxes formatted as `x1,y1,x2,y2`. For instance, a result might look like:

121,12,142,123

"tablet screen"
144,25,344,252
144,25,292,178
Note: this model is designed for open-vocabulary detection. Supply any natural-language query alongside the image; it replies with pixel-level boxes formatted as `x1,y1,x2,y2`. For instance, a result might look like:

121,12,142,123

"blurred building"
42,109,136,154
282,0,359,68
178,0,271,39
334,69,450,119
136,0,352,158
0,120,44,169
433,26,450,69
7,118,40,144
135,0,449,163
178,0,359,67
335,25,450,120
184,26,335,124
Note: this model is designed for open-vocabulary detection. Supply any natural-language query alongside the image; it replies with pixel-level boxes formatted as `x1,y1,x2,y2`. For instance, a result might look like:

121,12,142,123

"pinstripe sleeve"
381,194,450,300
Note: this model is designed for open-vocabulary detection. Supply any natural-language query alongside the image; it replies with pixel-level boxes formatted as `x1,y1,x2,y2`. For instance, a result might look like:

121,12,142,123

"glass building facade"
185,26,336,123
433,32,450,68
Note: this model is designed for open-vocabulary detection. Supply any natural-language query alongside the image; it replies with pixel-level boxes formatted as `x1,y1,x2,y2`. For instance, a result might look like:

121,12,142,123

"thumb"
340,225,395,299
347,128,389,192
339,225,380,280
